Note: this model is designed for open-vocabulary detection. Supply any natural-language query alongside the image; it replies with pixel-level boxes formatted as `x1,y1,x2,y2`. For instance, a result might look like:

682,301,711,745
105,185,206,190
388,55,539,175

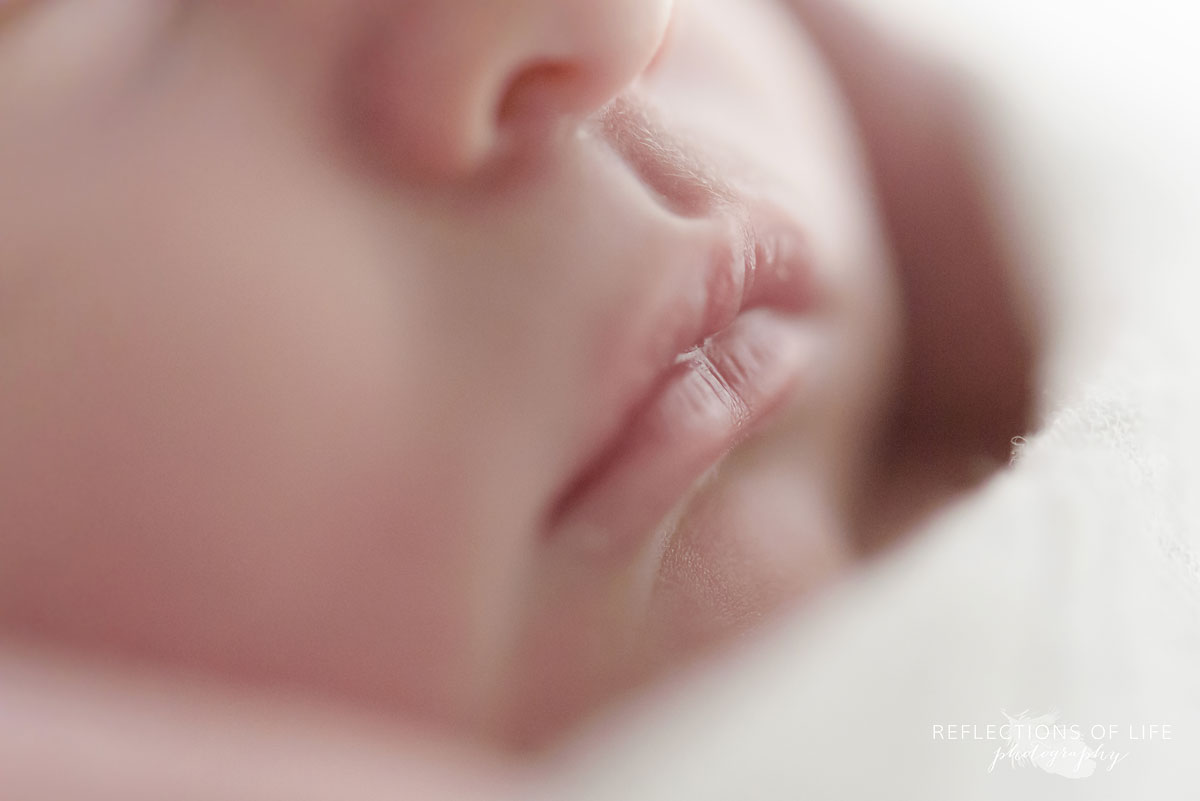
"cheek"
0,111,531,725
1,130,411,536
1,178,428,596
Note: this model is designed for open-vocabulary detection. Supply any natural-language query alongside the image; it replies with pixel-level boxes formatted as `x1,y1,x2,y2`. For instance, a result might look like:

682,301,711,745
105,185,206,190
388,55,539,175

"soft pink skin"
0,0,903,749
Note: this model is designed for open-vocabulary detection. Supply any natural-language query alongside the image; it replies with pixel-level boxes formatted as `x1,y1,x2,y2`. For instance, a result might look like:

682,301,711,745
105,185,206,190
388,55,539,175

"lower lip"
548,308,812,560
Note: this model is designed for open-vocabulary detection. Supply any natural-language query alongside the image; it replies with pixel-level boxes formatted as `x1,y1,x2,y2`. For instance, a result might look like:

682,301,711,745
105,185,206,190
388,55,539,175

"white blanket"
542,1,1200,797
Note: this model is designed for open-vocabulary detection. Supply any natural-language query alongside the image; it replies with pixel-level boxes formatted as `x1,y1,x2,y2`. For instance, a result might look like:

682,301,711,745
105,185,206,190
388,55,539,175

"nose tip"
350,1,675,179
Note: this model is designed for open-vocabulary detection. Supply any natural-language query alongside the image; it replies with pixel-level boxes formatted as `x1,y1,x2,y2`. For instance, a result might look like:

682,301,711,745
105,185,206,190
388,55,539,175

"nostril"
343,2,676,182
496,61,586,128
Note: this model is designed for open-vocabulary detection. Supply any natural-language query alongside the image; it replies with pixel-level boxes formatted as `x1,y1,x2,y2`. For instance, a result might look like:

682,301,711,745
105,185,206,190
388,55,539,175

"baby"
0,0,1035,772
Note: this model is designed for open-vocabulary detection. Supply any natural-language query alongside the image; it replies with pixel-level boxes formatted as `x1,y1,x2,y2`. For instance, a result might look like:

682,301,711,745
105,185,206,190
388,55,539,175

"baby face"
0,0,900,745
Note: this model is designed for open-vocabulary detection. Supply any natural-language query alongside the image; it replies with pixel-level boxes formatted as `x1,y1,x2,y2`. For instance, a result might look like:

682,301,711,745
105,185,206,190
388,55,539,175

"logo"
932,709,1173,779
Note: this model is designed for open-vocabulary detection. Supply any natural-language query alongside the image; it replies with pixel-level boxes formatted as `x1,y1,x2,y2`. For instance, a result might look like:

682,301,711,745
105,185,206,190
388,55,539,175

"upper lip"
596,94,817,319
544,96,819,536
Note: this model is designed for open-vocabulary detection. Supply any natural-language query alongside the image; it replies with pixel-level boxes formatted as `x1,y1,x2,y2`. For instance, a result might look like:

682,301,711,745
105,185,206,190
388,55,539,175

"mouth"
544,99,821,560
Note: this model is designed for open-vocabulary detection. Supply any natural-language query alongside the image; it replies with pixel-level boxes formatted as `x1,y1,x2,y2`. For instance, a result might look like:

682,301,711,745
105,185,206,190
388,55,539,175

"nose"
348,0,675,179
